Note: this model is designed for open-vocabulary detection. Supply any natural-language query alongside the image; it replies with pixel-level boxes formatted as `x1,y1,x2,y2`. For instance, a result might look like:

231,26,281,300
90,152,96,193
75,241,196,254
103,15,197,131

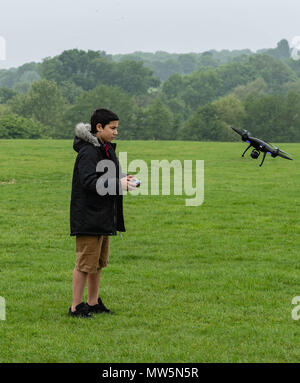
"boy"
69,108,135,317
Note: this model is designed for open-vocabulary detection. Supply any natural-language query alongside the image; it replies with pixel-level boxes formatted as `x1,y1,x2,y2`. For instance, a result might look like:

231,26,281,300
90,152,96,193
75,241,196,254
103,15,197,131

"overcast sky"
0,0,300,69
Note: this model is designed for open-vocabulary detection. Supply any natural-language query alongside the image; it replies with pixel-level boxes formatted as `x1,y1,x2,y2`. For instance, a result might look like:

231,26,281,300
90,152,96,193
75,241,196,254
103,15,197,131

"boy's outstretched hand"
121,175,137,191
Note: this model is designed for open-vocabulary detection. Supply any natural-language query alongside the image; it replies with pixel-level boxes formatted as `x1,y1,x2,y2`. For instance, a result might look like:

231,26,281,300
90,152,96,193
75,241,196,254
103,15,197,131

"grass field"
0,139,299,363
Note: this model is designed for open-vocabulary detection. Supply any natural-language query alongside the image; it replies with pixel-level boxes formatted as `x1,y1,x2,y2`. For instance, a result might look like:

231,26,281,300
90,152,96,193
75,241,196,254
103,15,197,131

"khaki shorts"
75,235,110,273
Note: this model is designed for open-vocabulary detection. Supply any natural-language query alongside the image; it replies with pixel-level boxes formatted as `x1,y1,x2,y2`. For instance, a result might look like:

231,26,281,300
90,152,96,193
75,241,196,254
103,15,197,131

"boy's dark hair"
90,108,119,134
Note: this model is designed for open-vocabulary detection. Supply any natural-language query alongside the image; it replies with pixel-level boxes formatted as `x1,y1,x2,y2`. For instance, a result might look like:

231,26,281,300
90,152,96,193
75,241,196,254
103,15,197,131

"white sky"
0,0,299,69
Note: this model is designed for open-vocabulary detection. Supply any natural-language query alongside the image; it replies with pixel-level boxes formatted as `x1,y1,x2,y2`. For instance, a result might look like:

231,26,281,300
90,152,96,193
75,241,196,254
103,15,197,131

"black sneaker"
87,297,113,314
68,302,93,318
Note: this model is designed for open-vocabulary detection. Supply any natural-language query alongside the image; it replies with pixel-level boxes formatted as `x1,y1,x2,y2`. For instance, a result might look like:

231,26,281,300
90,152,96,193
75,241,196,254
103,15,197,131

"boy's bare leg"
71,268,88,311
87,270,102,306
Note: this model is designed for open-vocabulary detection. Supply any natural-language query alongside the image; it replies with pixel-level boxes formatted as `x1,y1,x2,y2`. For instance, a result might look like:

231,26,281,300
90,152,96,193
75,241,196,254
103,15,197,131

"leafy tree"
0,69,18,88
275,39,291,59
232,77,269,100
0,87,17,104
8,92,31,117
88,57,116,87
162,73,185,99
281,79,300,95
162,70,221,110
281,92,300,141
287,58,300,78
39,49,159,96
215,54,296,95
0,113,46,139
182,70,221,109
13,82,31,94
258,39,291,60
19,70,40,84
178,54,197,74
212,94,246,130
0,62,40,89
0,103,10,115
179,103,233,141
243,93,300,142
58,81,84,104
243,94,283,140
152,59,181,81
39,49,106,89
141,98,174,140
164,97,190,120
209,49,253,64
112,60,160,95
245,54,296,92
197,52,220,68
216,61,254,95
8,79,65,136
60,84,138,139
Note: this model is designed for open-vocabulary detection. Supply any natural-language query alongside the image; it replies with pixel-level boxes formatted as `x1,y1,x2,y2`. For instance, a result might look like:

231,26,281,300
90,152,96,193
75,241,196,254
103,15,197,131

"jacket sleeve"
77,146,99,193
77,145,122,194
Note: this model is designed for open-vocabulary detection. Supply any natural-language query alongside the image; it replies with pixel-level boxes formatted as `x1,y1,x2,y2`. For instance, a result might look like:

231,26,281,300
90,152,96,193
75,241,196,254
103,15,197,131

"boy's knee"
74,267,88,275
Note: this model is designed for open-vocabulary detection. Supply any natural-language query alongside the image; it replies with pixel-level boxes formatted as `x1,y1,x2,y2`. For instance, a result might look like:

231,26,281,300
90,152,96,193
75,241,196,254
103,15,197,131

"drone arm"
241,144,252,157
259,152,266,167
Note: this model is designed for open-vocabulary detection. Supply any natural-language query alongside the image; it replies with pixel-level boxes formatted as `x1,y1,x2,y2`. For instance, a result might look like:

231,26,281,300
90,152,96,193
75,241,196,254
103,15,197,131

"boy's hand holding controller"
121,175,141,191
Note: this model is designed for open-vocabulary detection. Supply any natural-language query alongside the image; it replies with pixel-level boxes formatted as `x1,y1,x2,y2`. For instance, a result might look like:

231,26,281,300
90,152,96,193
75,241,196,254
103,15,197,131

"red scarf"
105,143,110,158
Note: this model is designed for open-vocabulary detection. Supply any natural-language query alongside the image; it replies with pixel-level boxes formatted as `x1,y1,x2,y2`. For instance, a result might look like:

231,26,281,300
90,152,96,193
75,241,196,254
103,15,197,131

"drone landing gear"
241,145,266,166
241,144,251,157
259,152,266,167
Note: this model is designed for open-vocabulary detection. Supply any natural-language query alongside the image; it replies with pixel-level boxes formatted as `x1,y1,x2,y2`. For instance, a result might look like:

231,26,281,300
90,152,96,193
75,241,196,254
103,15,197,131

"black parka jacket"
70,123,125,236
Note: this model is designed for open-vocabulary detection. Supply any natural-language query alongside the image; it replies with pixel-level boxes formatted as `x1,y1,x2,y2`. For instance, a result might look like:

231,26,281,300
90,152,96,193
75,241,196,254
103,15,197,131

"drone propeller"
231,126,243,135
271,145,293,159
276,151,293,160
231,127,252,144
278,149,292,156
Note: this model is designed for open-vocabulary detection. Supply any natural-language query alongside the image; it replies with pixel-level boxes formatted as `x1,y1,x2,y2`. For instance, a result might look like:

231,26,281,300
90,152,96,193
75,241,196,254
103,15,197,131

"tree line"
1,39,300,142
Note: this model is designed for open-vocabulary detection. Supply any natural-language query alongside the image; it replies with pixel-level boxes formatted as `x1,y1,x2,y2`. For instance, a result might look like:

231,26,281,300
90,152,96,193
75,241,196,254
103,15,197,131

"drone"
231,126,293,167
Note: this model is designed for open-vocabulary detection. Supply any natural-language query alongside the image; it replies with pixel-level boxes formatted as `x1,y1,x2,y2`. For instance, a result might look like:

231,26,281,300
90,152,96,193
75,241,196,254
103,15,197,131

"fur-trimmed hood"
73,122,100,152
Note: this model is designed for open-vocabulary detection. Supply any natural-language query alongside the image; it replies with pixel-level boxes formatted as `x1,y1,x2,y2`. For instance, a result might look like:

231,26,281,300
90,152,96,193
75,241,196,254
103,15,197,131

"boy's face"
95,121,119,143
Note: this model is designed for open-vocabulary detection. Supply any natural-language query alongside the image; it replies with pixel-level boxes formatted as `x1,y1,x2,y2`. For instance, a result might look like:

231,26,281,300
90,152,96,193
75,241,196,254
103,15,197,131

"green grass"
0,139,300,363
